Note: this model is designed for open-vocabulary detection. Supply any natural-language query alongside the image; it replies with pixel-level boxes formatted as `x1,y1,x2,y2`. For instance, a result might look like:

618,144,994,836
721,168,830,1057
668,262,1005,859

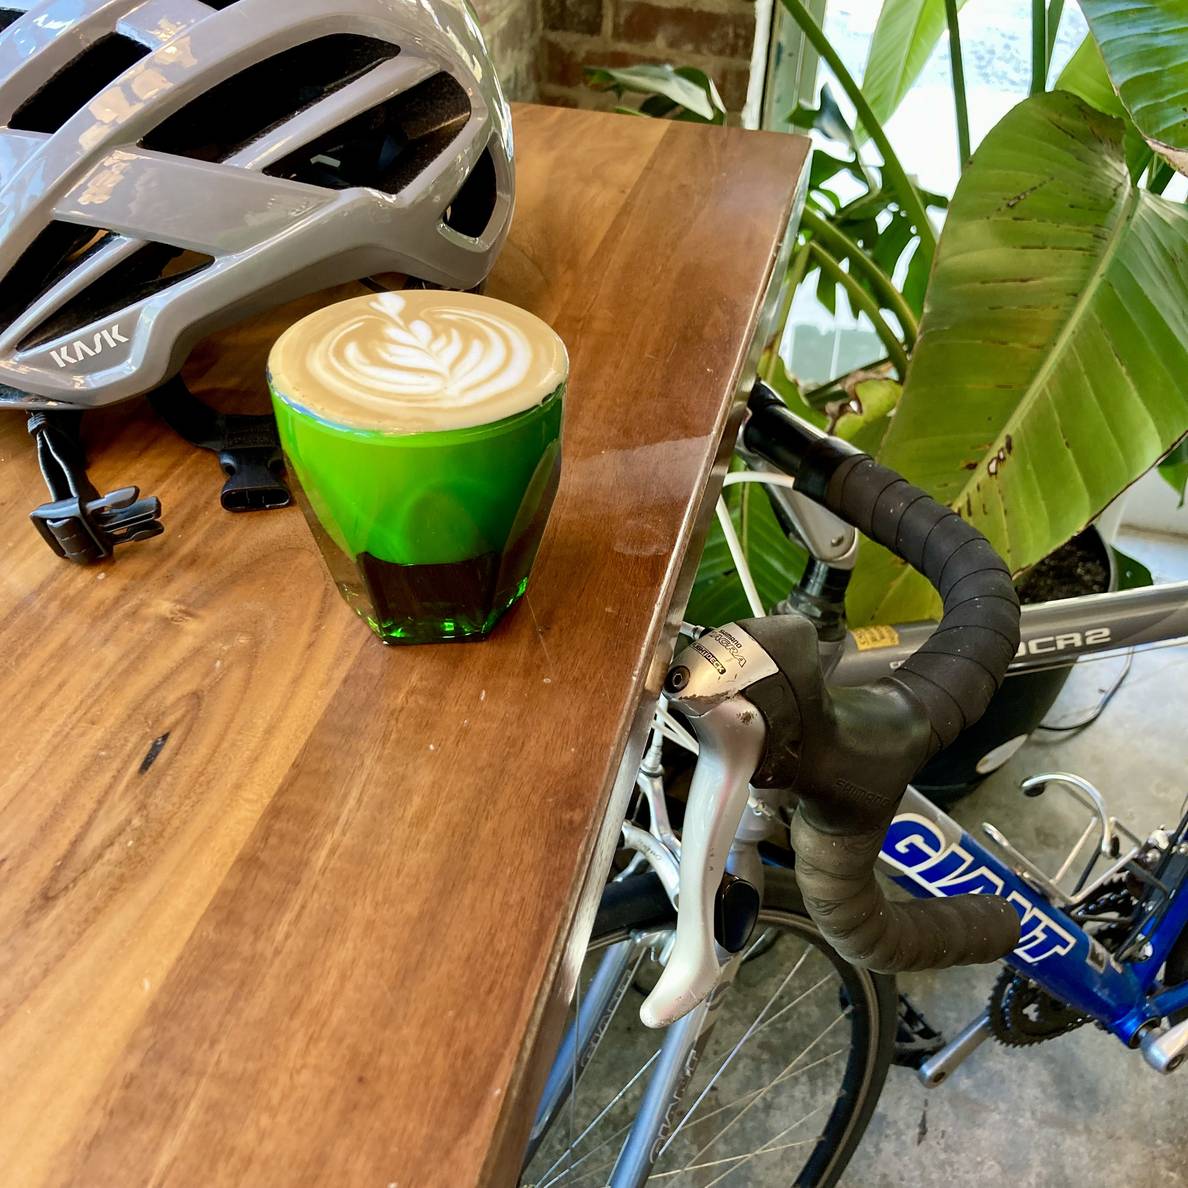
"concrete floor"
843,529,1188,1188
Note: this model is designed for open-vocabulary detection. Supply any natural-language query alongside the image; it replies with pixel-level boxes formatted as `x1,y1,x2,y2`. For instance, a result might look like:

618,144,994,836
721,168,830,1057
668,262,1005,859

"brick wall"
539,0,756,113
473,0,756,112
474,0,542,101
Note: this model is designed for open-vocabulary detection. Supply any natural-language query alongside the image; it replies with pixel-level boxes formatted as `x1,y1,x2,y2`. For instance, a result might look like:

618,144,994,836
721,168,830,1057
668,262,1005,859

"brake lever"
638,627,775,1028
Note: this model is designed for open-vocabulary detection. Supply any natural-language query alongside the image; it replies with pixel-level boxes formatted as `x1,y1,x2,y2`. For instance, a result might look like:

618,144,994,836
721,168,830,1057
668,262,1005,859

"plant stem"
944,0,971,171
760,242,811,383
800,207,918,345
1030,0,1047,93
808,242,909,379
1045,0,1065,62
778,0,936,266
1147,158,1175,195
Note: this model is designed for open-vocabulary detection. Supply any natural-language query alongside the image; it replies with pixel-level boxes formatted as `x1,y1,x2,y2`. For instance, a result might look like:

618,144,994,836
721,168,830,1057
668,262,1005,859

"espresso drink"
269,290,567,644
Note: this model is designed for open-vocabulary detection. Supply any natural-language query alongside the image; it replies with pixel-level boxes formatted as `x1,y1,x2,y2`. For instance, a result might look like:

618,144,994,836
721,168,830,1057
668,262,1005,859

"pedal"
893,994,945,1069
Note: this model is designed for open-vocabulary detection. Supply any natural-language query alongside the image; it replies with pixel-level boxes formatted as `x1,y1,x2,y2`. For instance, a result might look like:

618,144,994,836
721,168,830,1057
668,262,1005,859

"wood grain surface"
0,105,808,1186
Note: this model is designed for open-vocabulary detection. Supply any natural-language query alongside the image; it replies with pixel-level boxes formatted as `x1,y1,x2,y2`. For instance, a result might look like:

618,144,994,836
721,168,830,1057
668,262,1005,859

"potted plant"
591,1,1188,800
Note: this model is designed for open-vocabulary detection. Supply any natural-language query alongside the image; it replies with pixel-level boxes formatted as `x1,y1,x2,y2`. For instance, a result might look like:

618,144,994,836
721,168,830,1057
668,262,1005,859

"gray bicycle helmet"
0,0,513,411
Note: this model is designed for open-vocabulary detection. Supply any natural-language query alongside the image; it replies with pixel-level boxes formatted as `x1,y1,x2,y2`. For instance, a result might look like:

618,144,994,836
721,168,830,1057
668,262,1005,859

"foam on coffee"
269,290,568,434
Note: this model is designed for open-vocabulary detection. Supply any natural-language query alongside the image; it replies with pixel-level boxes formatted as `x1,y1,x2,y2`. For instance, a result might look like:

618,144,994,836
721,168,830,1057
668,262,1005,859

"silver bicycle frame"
835,581,1188,683
542,579,1188,1184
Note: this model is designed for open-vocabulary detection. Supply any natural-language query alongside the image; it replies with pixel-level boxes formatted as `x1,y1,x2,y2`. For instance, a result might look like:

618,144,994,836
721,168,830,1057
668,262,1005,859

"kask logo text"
50,323,128,368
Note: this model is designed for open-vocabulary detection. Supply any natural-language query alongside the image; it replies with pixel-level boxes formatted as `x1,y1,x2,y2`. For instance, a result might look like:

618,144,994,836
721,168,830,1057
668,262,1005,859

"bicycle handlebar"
734,385,1023,972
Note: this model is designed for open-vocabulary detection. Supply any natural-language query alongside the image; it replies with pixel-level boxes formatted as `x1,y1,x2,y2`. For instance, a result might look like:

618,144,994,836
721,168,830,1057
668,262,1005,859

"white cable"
720,472,800,619
715,496,766,619
654,709,690,744
658,714,699,755
721,471,799,492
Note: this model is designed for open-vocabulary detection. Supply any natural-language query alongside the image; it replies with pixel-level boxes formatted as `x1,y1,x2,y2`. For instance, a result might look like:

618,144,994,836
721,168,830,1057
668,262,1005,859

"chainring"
988,967,1089,1047
988,876,1144,1047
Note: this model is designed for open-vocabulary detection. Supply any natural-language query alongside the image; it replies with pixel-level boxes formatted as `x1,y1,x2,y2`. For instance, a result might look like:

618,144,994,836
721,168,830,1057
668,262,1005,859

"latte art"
269,290,568,434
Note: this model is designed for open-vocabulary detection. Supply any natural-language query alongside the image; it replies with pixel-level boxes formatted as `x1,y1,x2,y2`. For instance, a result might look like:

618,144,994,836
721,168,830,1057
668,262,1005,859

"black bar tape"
739,407,1023,973
790,814,1022,971
823,455,1020,753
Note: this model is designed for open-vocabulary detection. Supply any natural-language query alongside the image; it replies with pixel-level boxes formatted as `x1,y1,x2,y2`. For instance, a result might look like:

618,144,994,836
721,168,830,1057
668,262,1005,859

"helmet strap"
28,410,163,564
149,377,291,513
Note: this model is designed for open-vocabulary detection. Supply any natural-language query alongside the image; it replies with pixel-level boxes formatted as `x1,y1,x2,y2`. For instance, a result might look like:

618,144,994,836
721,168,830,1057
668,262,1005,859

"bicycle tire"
523,869,897,1187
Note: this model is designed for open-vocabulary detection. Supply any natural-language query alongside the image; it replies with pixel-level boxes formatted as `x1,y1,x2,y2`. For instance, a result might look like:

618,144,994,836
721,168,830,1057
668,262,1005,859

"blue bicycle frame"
881,788,1188,1045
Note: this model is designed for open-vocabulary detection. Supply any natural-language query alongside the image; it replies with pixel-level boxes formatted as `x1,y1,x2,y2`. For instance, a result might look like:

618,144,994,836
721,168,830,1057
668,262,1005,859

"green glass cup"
268,291,566,645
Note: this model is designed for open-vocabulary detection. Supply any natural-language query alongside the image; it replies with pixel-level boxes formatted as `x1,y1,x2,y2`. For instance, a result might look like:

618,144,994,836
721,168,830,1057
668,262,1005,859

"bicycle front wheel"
522,868,896,1187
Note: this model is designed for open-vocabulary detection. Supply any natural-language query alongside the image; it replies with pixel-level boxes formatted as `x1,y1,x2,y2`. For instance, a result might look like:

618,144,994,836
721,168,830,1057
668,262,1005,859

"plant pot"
912,526,1117,808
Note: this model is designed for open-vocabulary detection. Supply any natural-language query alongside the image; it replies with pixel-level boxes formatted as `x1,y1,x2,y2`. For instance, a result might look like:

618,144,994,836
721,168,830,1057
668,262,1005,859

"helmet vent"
262,72,471,196
141,35,400,164
0,224,213,351
10,34,151,134
0,11,22,34
204,1,245,8
0,222,115,337
444,146,497,239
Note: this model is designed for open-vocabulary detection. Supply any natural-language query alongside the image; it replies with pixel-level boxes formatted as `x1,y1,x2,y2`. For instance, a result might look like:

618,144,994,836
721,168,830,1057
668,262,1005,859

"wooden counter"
0,104,808,1185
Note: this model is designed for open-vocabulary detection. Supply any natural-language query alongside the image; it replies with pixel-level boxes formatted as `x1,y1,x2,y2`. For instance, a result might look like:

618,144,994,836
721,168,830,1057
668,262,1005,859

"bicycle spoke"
681,1010,848,1168
699,1102,829,1188
769,1042,846,1092
656,944,814,1158
540,1127,634,1188
535,1050,661,1188
524,901,881,1188
660,1045,847,1137
645,1135,819,1179
549,1044,848,1187
541,956,846,1184
750,971,834,1039
660,967,833,1162
740,927,774,962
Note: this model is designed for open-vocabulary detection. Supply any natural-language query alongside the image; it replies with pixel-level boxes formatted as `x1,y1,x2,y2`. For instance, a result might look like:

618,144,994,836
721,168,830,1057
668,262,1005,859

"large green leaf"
584,65,726,124
847,91,1188,625
1159,438,1188,506
1077,0,1188,172
857,0,970,140
1054,33,1121,115
1112,545,1154,589
1053,35,1152,177
833,378,901,455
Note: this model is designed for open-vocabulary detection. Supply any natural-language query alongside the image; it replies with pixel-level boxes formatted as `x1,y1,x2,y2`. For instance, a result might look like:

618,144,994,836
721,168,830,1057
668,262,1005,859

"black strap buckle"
30,486,164,564
149,378,291,514
27,409,164,564
217,443,290,512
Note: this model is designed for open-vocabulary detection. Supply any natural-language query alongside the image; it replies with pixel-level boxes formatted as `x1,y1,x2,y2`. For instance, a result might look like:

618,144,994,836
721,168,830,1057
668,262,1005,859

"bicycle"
520,382,1188,1187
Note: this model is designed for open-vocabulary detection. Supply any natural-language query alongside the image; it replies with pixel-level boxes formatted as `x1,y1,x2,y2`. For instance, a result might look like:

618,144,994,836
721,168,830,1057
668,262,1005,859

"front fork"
610,824,778,1186
609,972,733,1187
525,938,641,1166
605,698,777,1184
536,620,783,1184
525,928,746,1188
